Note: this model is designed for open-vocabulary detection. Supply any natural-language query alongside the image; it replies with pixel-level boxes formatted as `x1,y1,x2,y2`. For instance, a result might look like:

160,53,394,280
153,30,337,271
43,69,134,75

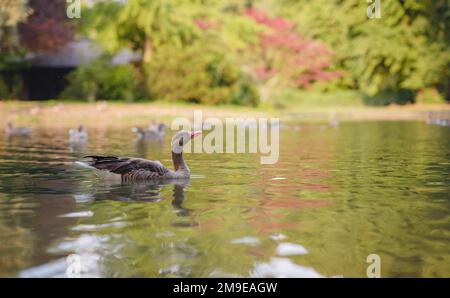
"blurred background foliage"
0,0,449,106
59,57,140,102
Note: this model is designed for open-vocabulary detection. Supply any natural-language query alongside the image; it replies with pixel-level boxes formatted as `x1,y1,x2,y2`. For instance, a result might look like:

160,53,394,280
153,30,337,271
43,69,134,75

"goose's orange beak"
190,131,202,139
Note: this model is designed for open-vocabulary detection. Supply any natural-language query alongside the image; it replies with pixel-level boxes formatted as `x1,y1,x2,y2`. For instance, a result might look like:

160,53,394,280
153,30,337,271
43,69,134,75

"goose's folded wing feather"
83,156,169,176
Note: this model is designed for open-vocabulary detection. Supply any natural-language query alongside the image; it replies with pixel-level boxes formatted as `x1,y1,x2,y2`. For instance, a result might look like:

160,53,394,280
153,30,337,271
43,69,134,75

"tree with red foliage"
244,8,341,100
19,0,74,52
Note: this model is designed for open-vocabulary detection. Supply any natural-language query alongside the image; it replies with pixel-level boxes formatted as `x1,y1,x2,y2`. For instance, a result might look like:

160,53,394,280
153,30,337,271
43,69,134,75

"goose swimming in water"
132,122,167,140
69,125,88,142
76,130,201,181
6,122,32,137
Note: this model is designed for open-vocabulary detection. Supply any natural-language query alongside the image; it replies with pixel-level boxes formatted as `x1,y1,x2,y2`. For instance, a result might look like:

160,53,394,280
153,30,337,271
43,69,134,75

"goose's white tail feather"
74,161,95,169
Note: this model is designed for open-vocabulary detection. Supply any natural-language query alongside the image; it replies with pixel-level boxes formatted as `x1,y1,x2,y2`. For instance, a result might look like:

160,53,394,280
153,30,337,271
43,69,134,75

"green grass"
270,89,365,109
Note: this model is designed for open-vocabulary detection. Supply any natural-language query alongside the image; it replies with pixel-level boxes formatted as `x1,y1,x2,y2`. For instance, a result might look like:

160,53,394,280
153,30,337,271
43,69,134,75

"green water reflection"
0,122,448,277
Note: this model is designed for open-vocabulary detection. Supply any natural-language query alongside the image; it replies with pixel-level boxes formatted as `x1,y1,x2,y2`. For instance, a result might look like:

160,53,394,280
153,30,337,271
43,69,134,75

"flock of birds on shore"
6,121,202,181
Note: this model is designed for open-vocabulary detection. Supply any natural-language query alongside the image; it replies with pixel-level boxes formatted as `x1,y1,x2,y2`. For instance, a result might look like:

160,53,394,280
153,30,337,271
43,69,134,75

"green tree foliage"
81,0,260,58
415,87,446,104
278,0,450,103
146,40,259,106
2,0,449,105
60,58,140,102
81,0,201,64
0,0,29,99
0,0,29,51
81,0,261,104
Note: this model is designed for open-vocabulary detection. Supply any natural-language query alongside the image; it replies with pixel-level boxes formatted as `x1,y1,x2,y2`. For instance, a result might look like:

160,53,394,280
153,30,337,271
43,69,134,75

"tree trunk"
143,36,153,64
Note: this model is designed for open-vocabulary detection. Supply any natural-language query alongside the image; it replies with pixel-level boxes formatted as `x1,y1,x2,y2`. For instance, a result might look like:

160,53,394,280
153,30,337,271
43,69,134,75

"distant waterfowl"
5,122,32,137
76,130,201,181
152,122,167,134
69,125,88,142
76,179,190,208
426,111,450,127
427,117,450,127
132,122,167,140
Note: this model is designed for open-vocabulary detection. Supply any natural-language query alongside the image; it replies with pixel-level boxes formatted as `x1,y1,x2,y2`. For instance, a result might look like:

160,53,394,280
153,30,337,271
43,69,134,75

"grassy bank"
1,100,449,129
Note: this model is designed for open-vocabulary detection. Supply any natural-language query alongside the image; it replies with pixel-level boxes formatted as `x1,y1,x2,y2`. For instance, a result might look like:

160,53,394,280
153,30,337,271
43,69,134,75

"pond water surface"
0,122,449,277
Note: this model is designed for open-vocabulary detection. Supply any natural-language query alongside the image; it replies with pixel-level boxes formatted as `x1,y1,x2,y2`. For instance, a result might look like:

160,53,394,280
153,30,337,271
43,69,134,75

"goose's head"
171,130,201,153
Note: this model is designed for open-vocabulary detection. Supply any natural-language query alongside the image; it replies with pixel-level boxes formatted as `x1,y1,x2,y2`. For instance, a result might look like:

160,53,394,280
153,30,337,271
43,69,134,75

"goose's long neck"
172,151,189,173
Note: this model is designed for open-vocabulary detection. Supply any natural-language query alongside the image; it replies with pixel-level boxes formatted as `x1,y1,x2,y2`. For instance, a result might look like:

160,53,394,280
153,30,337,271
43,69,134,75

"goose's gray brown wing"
83,156,170,180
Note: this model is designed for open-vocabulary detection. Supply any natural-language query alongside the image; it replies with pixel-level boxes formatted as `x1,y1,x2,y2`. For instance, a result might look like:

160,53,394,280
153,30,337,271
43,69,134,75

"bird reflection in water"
79,179,192,215
69,125,88,154
69,140,87,154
